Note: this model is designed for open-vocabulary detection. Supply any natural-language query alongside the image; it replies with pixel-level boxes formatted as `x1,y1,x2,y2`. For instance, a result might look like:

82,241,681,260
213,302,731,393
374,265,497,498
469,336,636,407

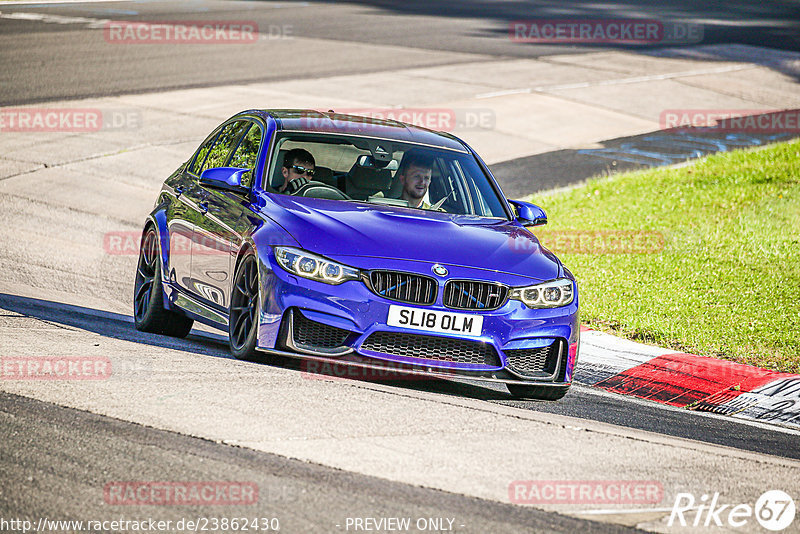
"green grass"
527,139,800,373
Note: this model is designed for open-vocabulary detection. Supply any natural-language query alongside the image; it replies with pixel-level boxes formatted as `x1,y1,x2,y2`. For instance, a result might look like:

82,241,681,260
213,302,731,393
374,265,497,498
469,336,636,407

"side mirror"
508,199,547,227
200,167,250,194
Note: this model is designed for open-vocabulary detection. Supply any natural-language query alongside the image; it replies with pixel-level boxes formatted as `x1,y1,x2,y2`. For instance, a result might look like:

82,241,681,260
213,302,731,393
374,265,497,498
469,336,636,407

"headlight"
509,279,574,308
274,247,360,285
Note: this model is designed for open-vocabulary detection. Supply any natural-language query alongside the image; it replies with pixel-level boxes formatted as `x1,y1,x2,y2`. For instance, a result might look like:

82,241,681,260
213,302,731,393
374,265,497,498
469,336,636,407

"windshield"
264,133,509,219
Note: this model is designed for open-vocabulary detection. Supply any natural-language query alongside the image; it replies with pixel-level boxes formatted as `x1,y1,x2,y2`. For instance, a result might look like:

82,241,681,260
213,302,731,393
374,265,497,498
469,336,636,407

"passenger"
280,148,316,194
395,149,434,209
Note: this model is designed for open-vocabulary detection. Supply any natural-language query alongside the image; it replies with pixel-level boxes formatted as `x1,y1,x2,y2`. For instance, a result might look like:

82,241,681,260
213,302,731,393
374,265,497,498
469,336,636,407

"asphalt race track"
3,392,642,534
2,1,800,533
3,291,799,460
1,0,799,105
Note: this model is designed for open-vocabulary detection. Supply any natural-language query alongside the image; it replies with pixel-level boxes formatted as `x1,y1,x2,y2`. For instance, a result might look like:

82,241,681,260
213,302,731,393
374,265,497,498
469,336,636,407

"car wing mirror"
507,199,547,227
199,167,250,194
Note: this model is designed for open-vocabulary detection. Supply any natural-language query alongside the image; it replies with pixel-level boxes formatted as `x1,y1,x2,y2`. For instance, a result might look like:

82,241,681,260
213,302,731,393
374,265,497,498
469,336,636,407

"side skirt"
164,283,229,331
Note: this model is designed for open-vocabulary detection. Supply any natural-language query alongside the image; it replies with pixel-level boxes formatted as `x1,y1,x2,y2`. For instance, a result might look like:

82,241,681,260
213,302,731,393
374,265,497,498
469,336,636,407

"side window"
228,123,263,188
448,160,471,215
200,120,250,174
190,134,217,176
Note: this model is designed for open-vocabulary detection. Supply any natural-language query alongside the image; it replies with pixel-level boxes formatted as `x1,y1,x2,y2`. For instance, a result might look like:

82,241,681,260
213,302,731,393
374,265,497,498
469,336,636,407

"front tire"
507,383,570,400
229,252,259,360
133,227,193,337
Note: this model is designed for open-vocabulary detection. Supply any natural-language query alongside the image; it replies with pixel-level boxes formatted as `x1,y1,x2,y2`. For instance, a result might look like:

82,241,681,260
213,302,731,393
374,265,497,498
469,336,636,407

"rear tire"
133,227,193,338
507,383,569,400
229,252,259,361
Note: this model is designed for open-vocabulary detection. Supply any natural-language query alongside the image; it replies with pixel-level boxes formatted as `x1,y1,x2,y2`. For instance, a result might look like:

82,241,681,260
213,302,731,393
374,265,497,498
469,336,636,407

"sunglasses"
290,164,315,177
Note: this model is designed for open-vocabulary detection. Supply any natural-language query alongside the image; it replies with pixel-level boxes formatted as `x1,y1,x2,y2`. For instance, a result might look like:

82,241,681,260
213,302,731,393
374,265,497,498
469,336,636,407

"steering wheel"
293,180,351,200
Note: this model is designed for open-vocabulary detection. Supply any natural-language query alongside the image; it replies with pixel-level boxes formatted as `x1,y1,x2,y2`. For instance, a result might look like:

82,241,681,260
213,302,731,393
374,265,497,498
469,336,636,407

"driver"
279,148,316,194
395,149,434,209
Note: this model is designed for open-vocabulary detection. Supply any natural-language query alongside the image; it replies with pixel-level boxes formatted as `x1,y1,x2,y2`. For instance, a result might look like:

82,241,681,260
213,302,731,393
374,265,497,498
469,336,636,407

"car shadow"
0,292,511,401
0,292,235,359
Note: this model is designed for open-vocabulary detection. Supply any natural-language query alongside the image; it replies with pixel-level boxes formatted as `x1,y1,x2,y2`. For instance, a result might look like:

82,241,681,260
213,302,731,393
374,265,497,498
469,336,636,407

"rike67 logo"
669,490,795,531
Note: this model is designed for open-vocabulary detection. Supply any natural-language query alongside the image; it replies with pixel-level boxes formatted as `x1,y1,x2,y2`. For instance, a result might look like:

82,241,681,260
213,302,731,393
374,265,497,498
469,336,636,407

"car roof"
240,109,469,152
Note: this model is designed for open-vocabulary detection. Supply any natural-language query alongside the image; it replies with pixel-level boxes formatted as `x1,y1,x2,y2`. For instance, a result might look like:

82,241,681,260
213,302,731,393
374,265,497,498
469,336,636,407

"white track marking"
0,0,131,4
0,11,109,27
476,64,755,98
571,383,800,436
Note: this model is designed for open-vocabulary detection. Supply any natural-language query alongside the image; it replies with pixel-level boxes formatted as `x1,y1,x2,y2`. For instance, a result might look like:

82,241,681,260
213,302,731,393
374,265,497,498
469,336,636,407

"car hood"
260,196,563,281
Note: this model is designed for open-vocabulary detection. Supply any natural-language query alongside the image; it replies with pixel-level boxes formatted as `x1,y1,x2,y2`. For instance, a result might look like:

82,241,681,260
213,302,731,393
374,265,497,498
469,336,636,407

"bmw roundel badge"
432,264,448,277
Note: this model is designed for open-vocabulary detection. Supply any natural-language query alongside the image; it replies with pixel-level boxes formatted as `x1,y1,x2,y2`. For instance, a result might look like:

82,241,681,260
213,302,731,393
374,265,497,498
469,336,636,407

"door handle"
198,201,208,214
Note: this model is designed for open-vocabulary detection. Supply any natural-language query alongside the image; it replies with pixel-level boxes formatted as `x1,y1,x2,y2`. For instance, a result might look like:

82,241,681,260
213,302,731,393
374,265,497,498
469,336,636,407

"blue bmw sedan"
134,110,579,399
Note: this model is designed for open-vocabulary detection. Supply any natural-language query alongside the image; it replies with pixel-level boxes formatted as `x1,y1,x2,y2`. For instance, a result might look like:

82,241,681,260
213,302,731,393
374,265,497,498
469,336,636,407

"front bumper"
256,252,580,385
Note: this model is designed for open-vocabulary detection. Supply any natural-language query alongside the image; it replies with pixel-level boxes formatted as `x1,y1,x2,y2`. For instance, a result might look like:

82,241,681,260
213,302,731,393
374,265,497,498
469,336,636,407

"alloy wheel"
134,229,158,322
230,255,258,351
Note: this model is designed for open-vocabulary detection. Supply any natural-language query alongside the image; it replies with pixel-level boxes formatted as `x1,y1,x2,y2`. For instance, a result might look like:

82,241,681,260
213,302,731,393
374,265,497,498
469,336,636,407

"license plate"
387,305,483,337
